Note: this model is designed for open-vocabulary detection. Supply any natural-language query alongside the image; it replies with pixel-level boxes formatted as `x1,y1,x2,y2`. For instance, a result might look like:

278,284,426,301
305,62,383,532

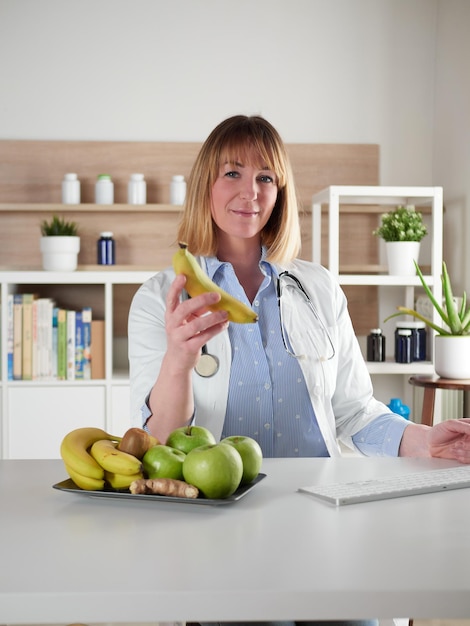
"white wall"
0,0,437,187
0,0,468,282
434,0,470,294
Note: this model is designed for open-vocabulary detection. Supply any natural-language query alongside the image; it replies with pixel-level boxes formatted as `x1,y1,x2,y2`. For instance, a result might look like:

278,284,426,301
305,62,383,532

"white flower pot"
434,335,470,379
386,241,421,276
40,236,80,271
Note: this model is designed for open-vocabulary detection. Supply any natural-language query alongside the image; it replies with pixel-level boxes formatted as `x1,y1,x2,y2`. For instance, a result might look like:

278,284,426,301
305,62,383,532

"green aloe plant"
384,261,470,336
40,214,78,236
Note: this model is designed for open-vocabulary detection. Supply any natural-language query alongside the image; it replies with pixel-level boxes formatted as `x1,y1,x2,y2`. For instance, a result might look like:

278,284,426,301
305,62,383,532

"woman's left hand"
429,418,470,463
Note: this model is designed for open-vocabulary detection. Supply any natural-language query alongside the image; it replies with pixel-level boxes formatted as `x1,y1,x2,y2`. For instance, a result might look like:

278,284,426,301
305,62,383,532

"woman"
129,114,470,468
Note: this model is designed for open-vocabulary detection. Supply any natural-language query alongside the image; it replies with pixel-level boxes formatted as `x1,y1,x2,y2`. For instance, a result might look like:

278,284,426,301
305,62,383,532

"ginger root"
129,477,199,499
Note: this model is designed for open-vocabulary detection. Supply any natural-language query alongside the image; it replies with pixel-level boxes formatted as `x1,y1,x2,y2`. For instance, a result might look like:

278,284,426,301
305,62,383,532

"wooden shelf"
2,202,433,215
0,203,182,213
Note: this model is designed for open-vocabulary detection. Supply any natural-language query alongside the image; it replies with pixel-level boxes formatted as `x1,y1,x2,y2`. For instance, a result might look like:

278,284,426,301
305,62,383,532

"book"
57,308,67,381
31,298,39,379
66,310,76,381
36,298,45,379
52,307,59,380
13,294,23,380
21,293,34,381
74,310,84,379
37,297,51,379
41,298,54,379
7,294,14,380
82,306,92,380
91,319,105,380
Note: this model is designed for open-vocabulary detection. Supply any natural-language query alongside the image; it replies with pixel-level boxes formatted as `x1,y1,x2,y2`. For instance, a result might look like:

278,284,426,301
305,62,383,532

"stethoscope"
193,271,336,378
195,343,219,378
181,290,220,377
276,271,336,362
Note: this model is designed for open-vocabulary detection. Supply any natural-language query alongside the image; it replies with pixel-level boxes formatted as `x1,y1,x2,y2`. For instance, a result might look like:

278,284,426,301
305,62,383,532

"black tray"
53,473,266,506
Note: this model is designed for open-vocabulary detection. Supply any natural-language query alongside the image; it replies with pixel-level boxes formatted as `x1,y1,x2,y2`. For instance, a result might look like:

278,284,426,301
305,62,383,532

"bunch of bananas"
60,427,154,491
173,242,258,324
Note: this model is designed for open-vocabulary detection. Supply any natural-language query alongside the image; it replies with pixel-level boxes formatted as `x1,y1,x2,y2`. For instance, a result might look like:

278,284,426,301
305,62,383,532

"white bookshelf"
311,185,443,408
0,269,156,459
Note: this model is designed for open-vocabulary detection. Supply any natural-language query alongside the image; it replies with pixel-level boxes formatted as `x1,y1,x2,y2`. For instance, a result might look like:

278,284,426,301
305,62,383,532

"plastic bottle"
127,173,146,205
395,328,412,363
95,174,114,204
97,232,115,265
61,173,80,204
387,398,410,420
366,328,385,362
413,322,427,361
170,175,186,205
396,321,427,361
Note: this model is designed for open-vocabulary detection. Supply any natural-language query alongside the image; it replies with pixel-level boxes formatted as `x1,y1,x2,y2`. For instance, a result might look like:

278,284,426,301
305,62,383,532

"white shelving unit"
311,185,443,407
0,186,445,457
0,269,155,459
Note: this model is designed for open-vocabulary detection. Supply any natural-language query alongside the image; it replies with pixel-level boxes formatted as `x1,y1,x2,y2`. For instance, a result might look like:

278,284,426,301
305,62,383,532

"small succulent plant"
40,215,79,236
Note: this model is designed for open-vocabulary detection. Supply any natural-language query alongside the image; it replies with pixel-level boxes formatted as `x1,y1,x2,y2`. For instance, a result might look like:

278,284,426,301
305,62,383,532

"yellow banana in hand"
105,469,144,490
60,427,117,481
90,439,143,476
172,242,258,324
64,463,105,491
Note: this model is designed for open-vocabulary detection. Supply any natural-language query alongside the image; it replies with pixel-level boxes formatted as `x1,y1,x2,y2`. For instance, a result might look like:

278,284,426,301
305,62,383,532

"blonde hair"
177,115,301,263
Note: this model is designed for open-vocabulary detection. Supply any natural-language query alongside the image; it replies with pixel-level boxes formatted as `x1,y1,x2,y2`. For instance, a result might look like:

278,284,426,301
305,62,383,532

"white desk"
1,457,470,624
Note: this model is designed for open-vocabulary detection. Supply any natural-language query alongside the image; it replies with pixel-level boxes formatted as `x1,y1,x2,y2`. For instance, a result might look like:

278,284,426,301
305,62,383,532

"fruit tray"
53,473,266,506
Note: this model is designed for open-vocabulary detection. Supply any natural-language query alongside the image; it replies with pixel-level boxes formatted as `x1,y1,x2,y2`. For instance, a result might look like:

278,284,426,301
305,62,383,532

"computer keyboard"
298,464,470,506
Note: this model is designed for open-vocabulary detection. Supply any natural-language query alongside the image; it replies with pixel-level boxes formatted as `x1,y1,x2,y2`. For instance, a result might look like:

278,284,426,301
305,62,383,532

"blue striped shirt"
206,255,329,458
204,254,408,458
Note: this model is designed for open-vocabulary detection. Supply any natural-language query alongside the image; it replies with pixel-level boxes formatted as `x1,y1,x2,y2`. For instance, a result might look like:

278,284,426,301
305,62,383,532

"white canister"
95,174,114,204
127,173,147,205
170,175,187,205
61,173,80,204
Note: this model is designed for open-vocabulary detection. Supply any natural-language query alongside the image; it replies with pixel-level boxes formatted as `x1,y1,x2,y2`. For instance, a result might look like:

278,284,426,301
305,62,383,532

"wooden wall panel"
0,140,379,209
0,140,380,335
0,206,182,270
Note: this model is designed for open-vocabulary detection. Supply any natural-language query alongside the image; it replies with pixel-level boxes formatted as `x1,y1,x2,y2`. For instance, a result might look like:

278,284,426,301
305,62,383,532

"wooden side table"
408,375,470,426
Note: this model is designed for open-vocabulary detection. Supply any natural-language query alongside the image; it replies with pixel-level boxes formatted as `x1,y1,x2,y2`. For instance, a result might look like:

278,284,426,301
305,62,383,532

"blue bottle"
97,231,115,265
395,328,412,363
387,398,410,420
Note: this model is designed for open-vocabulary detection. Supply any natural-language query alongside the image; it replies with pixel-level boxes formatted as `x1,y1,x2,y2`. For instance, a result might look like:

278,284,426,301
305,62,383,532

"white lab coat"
128,257,391,456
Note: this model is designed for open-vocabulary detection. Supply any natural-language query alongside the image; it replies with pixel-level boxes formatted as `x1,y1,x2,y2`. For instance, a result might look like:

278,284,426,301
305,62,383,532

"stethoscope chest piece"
195,345,219,377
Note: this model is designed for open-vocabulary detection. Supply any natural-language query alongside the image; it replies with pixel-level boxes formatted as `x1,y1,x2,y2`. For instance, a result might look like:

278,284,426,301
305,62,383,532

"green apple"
142,444,186,480
220,435,263,485
182,443,243,499
166,425,216,455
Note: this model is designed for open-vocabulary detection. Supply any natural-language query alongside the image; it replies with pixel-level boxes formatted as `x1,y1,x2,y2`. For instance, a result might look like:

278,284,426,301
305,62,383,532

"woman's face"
210,149,278,245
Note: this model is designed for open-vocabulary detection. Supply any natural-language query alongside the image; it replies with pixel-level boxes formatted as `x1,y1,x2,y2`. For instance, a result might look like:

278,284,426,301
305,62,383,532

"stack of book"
6,294,105,381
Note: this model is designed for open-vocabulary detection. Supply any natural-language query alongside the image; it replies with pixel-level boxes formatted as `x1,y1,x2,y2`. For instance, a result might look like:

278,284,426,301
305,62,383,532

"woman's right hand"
146,274,229,440
164,273,229,375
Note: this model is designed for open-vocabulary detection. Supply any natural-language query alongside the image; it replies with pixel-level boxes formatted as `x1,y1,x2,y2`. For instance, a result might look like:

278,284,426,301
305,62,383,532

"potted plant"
40,215,80,271
373,204,427,275
385,261,470,379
